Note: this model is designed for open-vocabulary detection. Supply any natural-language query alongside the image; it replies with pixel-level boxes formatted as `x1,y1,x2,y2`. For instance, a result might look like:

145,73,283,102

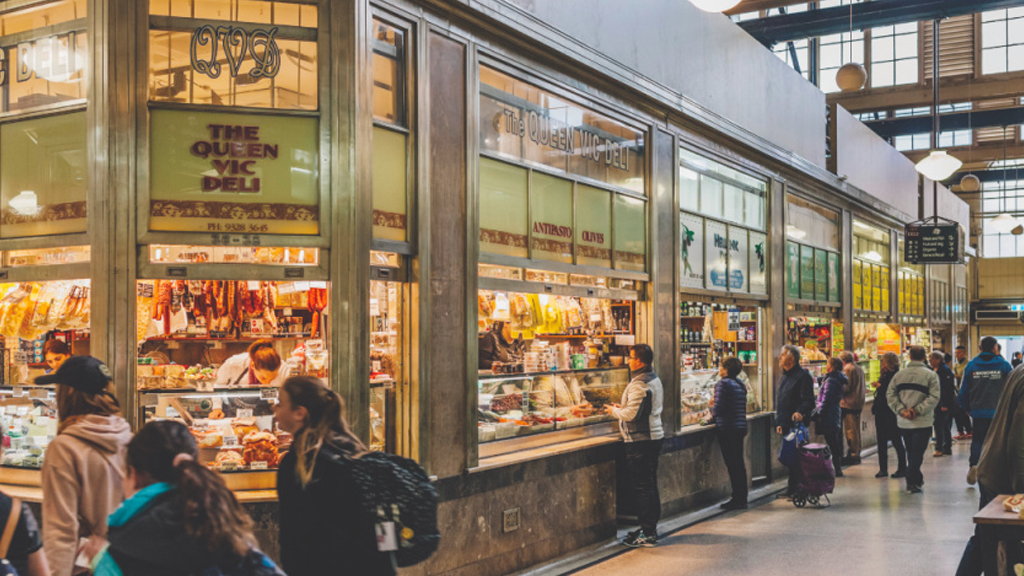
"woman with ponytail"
91,421,284,576
274,376,395,576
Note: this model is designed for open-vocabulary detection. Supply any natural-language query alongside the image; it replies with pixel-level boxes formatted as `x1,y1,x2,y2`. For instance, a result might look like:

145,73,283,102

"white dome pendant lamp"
688,0,742,13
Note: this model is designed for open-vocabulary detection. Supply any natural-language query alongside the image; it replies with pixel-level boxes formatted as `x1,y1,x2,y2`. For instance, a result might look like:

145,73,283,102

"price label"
295,281,311,292
282,307,292,317
278,282,297,295
260,388,279,400
250,461,269,470
223,435,238,446
311,281,327,289
247,281,261,291
370,298,380,317
237,409,253,419
12,387,24,397
30,389,48,399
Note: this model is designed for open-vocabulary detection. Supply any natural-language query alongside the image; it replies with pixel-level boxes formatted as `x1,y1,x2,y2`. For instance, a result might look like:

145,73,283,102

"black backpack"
325,450,440,567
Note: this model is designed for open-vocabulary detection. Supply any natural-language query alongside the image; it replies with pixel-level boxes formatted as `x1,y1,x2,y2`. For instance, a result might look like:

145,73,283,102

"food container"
478,424,496,443
571,354,587,370
609,356,624,367
494,422,516,439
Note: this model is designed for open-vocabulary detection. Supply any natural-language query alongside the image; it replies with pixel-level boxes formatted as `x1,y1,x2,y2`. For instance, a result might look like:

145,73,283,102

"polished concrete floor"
573,438,981,576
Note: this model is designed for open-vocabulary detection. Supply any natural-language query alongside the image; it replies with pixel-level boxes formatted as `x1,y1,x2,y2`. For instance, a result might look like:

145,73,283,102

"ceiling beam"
829,73,1024,113
724,0,815,16
942,168,1024,186
863,107,1024,138
902,143,1024,165
738,0,1024,46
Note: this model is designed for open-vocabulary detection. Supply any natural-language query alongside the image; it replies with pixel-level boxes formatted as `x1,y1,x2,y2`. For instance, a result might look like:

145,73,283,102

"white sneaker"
967,466,978,485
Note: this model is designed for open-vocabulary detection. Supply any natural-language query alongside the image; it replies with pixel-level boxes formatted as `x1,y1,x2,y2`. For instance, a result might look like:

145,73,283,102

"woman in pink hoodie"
37,356,132,576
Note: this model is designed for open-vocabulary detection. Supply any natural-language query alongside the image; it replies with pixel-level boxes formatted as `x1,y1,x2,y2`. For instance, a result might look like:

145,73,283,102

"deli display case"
0,385,56,470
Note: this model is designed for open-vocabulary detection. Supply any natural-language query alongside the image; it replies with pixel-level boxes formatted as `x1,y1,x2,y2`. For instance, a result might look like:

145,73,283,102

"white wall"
498,0,827,167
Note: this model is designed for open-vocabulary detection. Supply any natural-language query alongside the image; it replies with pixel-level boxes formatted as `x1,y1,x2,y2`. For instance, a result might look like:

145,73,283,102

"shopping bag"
778,423,809,467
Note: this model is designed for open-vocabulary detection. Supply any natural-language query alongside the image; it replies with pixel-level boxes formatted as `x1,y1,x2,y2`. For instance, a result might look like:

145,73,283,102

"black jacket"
712,377,747,430
103,487,281,576
872,368,899,428
935,363,958,410
277,444,396,576
776,365,814,432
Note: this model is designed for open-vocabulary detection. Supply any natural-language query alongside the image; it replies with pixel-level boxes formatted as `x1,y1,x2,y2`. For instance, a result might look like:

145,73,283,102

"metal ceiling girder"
864,106,1024,138
943,168,1024,186
739,0,1024,47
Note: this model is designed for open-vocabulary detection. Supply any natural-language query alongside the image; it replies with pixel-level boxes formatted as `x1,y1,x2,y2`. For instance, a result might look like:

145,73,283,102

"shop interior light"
785,224,806,240
8,191,40,216
688,0,742,12
990,213,1019,234
915,150,963,181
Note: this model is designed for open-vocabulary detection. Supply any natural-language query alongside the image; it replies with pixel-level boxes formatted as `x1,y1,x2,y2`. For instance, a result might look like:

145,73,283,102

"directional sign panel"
905,221,963,264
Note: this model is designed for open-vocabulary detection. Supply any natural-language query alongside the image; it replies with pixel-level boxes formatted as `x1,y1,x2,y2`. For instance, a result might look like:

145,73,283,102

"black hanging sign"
905,218,963,264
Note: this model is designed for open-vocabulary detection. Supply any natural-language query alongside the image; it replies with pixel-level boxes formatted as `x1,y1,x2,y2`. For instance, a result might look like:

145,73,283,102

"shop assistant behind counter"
478,321,523,370
215,339,300,388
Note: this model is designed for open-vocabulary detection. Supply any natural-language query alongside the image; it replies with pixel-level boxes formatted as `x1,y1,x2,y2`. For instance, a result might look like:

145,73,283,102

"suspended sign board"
905,220,963,264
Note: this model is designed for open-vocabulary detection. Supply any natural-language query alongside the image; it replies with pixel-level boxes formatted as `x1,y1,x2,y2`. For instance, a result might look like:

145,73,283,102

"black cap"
35,356,113,394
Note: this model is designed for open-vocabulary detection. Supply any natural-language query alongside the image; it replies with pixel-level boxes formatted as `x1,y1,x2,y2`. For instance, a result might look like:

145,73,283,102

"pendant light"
688,0,742,13
915,20,962,181
836,1,867,92
959,73,981,192
990,127,1019,234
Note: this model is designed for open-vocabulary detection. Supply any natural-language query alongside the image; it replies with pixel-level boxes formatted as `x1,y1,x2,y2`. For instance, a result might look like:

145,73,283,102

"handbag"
0,497,22,576
778,423,809,467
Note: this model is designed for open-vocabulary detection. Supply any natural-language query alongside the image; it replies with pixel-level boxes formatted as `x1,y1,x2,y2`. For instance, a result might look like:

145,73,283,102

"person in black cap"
37,356,132,576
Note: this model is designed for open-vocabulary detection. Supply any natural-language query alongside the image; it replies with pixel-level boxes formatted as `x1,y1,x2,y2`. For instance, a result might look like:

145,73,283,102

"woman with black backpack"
91,421,284,576
274,376,396,576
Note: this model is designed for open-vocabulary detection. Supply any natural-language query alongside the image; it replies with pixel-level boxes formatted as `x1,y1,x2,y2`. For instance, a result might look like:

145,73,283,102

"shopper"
815,357,846,477
710,356,748,510
953,345,974,440
959,336,1014,485
887,346,940,494
607,344,664,547
1013,351,1023,368
955,363,1024,576
775,345,815,497
36,356,132,576
275,376,395,576
92,421,284,576
42,339,71,373
873,353,907,479
0,443,48,575
930,350,958,457
215,339,299,388
838,350,865,465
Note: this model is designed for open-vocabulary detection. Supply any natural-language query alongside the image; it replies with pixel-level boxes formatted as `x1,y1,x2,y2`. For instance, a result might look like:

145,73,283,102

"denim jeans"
716,429,748,504
625,439,664,536
970,418,993,467
901,427,932,488
934,410,953,453
955,483,999,576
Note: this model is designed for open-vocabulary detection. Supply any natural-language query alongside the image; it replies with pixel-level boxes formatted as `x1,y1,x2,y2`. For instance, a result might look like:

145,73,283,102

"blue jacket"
814,370,845,432
93,483,284,576
960,353,1014,419
712,377,747,430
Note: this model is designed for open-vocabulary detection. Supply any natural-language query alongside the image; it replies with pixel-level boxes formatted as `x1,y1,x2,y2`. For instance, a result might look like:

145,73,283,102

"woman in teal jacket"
91,421,283,576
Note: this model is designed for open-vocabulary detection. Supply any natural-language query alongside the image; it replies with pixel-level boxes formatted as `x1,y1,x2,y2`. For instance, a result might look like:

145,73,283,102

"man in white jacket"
887,345,940,494
606,344,664,548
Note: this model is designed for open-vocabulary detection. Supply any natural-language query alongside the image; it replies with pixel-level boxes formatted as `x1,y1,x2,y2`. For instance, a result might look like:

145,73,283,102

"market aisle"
572,439,980,576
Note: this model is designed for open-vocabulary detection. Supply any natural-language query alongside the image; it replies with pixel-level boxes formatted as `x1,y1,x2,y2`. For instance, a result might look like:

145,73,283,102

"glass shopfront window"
372,18,411,244
146,0,321,238
853,221,891,314
785,195,840,304
897,235,925,322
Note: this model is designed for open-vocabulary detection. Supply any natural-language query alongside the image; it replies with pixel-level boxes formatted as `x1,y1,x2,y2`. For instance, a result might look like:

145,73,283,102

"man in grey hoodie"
887,346,940,494
607,343,664,548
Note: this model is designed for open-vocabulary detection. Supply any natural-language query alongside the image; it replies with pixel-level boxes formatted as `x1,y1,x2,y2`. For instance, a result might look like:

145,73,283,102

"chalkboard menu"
905,221,963,264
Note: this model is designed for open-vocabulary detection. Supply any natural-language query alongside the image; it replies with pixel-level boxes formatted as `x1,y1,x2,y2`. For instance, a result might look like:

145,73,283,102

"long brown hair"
127,421,255,557
282,376,367,488
56,383,121,433
247,339,282,372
